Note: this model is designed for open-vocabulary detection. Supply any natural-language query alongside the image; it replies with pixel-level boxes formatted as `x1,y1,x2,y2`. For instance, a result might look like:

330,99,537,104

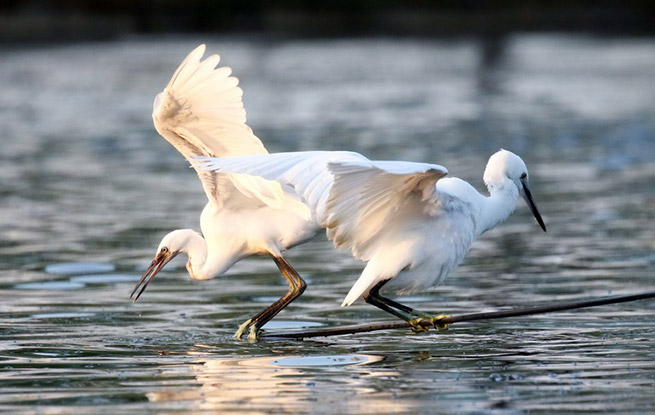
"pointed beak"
521,181,547,232
130,250,178,302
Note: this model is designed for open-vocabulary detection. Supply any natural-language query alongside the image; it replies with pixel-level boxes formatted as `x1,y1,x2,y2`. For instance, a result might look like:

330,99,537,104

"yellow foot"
409,314,451,332
408,318,430,332
248,325,260,341
234,318,253,339
429,314,451,330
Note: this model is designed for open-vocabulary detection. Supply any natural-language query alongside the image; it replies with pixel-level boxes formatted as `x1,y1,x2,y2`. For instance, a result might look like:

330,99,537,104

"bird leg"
234,255,307,340
364,280,450,332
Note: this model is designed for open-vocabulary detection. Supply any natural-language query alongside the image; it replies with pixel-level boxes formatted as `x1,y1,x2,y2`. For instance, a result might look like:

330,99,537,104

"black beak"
130,251,177,302
521,181,547,232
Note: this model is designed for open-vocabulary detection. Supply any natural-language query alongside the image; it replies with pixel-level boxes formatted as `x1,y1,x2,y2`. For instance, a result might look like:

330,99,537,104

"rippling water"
0,35,654,414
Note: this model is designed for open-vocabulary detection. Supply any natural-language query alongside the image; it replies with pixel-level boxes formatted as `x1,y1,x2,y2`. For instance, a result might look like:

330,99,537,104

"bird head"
484,149,547,232
130,229,200,302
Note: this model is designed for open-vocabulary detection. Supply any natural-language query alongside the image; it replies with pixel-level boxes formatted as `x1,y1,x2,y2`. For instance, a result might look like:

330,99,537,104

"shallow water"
0,35,654,414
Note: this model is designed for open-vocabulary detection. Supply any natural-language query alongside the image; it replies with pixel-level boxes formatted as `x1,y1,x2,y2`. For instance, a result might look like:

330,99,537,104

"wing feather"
322,160,447,259
196,152,448,260
153,44,274,208
193,151,363,218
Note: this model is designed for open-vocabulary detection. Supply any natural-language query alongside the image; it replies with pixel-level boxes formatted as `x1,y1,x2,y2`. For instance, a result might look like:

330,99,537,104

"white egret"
194,149,547,330
130,45,320,340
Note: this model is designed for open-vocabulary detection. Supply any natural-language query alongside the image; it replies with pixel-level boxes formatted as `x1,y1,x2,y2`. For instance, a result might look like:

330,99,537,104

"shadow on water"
0,34,654,414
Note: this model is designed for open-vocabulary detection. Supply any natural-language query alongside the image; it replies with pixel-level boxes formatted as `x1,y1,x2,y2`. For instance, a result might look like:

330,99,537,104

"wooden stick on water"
260,290,655,340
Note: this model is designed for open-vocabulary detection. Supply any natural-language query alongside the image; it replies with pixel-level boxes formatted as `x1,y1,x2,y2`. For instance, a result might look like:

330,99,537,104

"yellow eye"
161,247,169,253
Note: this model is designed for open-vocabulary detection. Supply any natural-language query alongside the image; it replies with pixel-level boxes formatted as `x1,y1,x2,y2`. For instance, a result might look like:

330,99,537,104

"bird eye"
520,172,527,179
161,247,169,253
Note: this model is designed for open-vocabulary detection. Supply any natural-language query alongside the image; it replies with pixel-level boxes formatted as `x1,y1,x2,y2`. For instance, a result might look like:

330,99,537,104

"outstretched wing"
195,151,449,260
325,159,448,260
153,45,280,208
193,151,365,222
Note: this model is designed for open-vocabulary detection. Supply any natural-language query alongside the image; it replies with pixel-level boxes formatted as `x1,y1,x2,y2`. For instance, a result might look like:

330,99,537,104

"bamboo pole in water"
260,290,655,340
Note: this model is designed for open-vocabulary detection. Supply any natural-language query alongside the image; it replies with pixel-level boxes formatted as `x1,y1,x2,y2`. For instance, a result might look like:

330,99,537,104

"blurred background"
1,0,655,41
1,2,654,414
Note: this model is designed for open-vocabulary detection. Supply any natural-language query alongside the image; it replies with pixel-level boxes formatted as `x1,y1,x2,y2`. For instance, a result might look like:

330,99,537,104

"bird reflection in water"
144,353,423,414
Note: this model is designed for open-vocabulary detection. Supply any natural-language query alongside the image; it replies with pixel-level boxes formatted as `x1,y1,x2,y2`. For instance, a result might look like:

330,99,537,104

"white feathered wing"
153,44,283,209
195,151,449,304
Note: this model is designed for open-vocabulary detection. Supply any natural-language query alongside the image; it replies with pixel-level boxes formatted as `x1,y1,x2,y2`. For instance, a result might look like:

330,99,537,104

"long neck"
180,231,208,280
478,179,520,235
182,230,242,281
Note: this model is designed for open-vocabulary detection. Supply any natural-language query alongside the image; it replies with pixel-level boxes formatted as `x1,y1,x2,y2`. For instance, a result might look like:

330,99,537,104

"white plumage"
131,44,546,336
195,149,547,328
131,45,319,340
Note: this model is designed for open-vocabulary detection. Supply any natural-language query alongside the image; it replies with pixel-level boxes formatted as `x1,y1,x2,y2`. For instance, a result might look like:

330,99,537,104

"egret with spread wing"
130,45,319,340
194,149,547,330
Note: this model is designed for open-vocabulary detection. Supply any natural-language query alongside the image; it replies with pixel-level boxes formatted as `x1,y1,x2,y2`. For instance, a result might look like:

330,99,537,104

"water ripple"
0,35,653,415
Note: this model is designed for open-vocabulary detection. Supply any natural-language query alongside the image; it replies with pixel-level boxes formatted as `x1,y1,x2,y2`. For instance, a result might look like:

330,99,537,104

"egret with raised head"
195,149,547,330
130,45,320,340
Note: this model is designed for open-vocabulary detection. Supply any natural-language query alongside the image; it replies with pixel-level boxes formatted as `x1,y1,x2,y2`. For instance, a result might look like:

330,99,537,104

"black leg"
234,255,307,339
365,280,420,322
364,280,449,331
250,256,306,329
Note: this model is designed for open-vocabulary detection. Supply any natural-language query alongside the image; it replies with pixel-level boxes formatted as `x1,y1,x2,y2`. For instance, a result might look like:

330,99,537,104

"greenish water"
0,35,654,414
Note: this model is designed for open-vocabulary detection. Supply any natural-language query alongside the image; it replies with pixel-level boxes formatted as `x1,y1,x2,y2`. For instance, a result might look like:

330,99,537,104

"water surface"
0,35,654,414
